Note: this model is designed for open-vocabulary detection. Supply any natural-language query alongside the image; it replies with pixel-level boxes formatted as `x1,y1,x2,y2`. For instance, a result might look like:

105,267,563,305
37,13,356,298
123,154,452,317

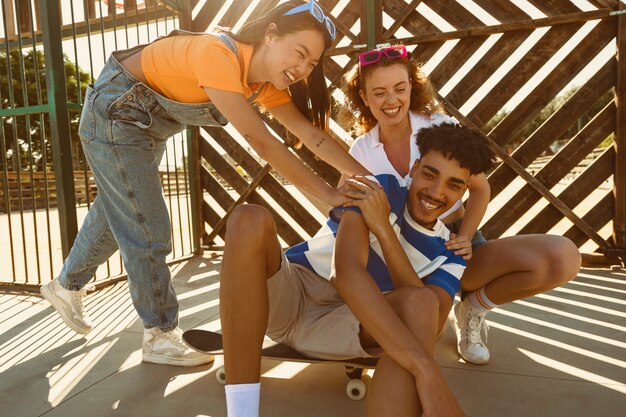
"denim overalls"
58,30,257,330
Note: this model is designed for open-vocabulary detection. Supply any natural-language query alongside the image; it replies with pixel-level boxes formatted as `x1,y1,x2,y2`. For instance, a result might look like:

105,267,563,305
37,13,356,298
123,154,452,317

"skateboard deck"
183,329,378,368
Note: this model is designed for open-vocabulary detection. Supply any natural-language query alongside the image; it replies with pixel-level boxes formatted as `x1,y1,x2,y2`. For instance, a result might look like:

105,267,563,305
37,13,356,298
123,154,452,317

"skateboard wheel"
346,379,366,401
216,366,227,385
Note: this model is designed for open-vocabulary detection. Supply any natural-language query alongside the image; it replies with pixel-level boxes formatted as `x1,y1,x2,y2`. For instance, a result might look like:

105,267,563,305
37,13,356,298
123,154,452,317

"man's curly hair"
416,123,497,176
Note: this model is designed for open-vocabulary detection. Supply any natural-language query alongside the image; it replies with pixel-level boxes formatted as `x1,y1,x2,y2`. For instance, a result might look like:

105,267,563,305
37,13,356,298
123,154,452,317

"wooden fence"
170,1,626,265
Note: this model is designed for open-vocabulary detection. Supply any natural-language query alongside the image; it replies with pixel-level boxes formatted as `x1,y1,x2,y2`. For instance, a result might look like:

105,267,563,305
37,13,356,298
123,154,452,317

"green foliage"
599,134,615,148
1,49,91,172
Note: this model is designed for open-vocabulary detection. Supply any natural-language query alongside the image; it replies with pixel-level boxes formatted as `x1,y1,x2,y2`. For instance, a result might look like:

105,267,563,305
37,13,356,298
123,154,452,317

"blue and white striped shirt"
285,174,465,299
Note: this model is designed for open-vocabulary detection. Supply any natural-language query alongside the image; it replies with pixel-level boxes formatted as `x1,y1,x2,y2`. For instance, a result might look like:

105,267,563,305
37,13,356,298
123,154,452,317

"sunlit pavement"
1,253,624,417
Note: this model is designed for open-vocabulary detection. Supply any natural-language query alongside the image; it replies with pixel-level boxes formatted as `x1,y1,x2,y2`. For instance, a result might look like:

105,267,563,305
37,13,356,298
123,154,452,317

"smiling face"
406,150,470,229
359,63,412,129
262,27,325,90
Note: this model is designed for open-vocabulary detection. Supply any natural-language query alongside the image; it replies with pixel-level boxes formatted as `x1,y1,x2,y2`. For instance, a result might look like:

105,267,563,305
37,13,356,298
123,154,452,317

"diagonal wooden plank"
381,0,440,39
191,0,228,32
481,102,614,238
588,0,620,8
216,0,253,29
398,8,614,46
199,138,306,245
252,0,282,16
203,164,274,245
201,201,226,244
428,37,490,100
468,23,582,128
201,127,322,236
527,0,581,16
262,116,341,186
326,54,357,91
199,163,236,212
442,97,608,247
444,30,531,109
473,0,528,23
410,41,447,68
564,192,613,248
423,0,484,29
488,59,616,199
383,0,422,40
518,147,615,234
324,0,360,44
487,18,615,148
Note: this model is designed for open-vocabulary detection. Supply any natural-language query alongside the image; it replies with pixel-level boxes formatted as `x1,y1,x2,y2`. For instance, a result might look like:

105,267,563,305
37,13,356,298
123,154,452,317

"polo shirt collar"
366,124,382,148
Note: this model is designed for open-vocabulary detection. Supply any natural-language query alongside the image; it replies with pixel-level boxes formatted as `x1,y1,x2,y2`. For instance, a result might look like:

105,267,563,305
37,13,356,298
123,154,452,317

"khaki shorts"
266,252,372,360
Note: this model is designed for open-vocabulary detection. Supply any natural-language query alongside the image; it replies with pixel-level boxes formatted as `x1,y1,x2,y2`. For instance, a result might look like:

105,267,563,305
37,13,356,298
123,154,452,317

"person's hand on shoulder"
445,233,472,260
340,176,391,237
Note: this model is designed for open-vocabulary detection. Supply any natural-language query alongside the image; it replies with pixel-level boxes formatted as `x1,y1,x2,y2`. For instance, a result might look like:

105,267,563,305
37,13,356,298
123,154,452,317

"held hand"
445,233,472,260
328,188,352,208
340,176,391,237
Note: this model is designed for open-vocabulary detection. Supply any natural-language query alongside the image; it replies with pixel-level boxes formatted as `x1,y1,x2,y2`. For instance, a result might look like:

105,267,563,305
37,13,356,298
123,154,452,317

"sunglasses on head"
358,45,408,68
283,1,337,40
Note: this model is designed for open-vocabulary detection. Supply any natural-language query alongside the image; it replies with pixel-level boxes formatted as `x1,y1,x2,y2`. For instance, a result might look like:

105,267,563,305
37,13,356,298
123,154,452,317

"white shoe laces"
160,329,188,350
466,313,489,346
69,283,93,316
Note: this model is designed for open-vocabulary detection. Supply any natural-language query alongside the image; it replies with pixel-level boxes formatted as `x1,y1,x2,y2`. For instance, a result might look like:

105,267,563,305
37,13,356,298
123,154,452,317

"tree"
0,49,91,172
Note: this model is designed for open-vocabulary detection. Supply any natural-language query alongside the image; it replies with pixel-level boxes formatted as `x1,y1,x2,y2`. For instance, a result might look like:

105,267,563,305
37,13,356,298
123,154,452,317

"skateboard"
183,329,378,400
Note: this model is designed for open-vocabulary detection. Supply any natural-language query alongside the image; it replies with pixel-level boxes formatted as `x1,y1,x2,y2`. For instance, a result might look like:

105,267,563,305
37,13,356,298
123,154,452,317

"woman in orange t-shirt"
41,1,368,370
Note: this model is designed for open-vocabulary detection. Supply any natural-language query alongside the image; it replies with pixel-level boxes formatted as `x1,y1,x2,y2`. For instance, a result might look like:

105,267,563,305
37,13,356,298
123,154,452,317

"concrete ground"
1,253,625,417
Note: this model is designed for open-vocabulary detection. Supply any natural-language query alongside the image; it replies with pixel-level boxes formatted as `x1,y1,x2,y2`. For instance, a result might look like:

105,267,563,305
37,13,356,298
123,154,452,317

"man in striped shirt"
219,123,495,417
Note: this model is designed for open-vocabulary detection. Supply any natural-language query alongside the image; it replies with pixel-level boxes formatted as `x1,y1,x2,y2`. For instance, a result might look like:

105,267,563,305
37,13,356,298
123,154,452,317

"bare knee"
225,205,276,245
541,236,581,287
389,287,439,330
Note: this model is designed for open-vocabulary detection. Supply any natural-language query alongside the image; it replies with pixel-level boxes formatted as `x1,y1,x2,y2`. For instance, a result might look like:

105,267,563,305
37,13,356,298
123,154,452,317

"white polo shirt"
348,111,462,219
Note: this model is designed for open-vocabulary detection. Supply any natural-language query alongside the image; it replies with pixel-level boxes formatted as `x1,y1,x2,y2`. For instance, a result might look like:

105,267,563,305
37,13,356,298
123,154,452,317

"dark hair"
220,0,335,130
339,48,443,135
416,123,496,176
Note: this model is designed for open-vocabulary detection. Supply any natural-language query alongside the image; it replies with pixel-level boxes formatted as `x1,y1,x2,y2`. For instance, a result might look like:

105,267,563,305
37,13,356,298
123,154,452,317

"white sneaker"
142,327,214,367
453,301,490,365
40,278,93,334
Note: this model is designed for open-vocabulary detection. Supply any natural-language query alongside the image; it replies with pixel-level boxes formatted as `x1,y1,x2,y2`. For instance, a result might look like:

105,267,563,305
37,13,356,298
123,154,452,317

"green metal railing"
0,0,195,292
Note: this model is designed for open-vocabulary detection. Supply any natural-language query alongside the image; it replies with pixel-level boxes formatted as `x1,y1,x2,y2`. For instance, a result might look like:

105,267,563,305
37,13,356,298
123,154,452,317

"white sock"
225,383,260,417
465,287,499,314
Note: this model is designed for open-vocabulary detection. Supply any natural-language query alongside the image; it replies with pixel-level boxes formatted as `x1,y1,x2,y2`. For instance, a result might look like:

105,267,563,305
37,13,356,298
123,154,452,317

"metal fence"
0,0,195,291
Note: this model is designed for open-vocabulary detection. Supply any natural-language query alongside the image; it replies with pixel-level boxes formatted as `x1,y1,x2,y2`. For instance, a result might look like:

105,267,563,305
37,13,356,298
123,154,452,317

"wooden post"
361,0,382,48
17,0,32,33
178,0,192,30
107,0,116,15
614,6,626,254
2,0,17,39
180,0,199,252
124,0,137,11
84,0,96,20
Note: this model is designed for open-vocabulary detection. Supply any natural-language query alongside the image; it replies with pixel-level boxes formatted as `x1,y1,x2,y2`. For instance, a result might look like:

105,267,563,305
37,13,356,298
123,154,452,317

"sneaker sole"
142,353,215,367
40,284,92,335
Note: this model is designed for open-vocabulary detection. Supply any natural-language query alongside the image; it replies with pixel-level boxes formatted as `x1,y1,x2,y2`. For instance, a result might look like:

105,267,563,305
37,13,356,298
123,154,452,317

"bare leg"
362,286,441,417
220,205,283,384
426,285,454,338
463,234,581,303
454,234,581,365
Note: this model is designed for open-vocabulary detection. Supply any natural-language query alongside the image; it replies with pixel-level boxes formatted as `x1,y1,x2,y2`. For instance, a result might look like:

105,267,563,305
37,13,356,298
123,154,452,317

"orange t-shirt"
141,34,291,108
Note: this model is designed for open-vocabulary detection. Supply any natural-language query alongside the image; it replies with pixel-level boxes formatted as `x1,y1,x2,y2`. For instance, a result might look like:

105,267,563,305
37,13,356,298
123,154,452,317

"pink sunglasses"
358,45,408,68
